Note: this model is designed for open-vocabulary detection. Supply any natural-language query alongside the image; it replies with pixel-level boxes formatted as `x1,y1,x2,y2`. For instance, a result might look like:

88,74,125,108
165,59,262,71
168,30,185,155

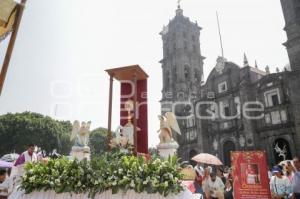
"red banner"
120,79,148,154
231,151,271,199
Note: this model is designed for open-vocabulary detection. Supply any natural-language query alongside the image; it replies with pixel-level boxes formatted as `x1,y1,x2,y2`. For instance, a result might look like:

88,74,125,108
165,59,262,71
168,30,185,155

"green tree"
89,127,108,155
0,112,72,156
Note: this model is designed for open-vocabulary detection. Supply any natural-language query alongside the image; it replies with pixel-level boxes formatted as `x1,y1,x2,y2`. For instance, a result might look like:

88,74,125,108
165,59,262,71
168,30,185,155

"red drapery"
120,79,148,154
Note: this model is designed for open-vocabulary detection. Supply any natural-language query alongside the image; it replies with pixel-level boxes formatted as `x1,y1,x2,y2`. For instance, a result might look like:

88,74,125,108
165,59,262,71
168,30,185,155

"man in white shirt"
208,172,225,199
270,166,291,199
14,143,37,167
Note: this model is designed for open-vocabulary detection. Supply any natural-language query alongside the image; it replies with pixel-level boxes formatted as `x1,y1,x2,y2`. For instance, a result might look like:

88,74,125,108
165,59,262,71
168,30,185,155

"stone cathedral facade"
160,3,300,166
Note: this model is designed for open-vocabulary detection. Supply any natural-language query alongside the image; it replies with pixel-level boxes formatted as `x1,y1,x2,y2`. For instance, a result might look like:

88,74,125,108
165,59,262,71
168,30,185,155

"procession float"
8,65,197,199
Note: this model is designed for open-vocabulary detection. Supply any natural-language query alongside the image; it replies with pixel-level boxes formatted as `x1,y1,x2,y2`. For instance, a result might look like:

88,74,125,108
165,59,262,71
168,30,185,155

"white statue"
110,125,130,149
109,99,141,151
274,143,287,160
157,112,181,144
71,120,91,147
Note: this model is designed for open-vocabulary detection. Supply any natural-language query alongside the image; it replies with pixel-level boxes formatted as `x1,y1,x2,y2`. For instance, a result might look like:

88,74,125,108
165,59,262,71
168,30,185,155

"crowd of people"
0,144,37,199
192,156,300,199
192,164,233,199
1,144,300,199
269,157,300,199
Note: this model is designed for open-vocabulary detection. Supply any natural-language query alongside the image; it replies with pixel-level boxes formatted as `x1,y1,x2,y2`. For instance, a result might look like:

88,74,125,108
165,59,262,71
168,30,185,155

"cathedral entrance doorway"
223,141,236,166
273,138,292,164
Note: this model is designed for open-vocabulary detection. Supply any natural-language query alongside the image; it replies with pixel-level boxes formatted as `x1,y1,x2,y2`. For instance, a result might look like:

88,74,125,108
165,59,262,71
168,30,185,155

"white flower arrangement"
21,152,184,198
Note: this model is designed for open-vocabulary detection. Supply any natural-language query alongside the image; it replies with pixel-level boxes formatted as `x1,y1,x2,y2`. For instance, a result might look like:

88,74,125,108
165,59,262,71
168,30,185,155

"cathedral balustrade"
257,121,295,132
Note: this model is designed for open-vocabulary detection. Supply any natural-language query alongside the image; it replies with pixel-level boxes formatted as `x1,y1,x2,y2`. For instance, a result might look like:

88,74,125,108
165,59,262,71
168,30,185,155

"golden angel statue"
71,121,92,147
157,112,181,144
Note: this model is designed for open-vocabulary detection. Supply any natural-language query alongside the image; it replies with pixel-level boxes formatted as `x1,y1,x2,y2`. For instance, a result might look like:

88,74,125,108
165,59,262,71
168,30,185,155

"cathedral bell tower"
160,5,204,158
281,0,300,71
160,5,205,111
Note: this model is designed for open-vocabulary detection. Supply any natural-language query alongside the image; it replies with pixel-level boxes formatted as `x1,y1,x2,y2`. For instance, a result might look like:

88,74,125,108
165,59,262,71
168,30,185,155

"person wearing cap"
292,156,300,199
270,166,291,199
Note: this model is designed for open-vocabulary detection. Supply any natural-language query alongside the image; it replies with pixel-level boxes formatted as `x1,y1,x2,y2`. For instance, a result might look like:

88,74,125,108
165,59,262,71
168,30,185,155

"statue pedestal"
157,141,179,159
70,146,91,161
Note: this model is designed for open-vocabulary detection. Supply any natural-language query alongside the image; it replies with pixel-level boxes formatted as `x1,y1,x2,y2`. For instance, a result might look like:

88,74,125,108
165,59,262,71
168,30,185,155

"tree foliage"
89,127,108,155
0,112,72,156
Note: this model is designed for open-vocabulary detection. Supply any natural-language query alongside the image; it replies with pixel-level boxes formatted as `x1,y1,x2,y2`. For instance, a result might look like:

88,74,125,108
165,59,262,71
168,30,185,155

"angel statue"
71,120,92,147
274,143,287,160
109,125,132,153
157,112,181,144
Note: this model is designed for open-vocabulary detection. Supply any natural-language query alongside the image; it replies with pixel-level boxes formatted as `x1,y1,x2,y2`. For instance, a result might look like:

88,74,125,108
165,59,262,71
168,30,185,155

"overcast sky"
0,0,289,147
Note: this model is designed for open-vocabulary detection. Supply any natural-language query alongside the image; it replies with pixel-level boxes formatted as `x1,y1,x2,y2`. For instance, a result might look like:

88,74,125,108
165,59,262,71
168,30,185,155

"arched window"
184,65,190,79
194,69,200,81
173,66,177,81
165,71,170,88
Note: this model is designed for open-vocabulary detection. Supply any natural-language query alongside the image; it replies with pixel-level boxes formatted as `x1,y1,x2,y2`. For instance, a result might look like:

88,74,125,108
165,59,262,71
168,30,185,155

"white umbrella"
1,153,19,162
191,153,223,166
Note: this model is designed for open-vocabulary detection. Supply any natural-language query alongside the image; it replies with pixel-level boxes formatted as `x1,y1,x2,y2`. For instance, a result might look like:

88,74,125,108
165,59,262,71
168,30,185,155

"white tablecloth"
9,189,198,199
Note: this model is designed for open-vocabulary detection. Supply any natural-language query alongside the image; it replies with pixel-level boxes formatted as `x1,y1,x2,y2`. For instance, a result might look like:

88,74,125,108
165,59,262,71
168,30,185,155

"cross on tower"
177,0,182,7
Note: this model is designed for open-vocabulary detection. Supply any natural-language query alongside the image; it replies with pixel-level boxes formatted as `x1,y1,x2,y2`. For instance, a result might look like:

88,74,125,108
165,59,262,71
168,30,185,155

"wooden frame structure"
105,65,148,154
0,0,28,96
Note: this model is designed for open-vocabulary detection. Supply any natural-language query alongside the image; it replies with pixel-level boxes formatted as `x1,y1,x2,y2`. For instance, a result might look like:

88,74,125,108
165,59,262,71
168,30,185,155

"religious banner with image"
231,151,271,199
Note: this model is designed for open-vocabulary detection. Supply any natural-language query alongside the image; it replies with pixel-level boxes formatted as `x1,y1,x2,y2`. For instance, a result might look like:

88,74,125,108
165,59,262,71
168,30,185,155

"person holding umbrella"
192,153,224,199
194,170,204,198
